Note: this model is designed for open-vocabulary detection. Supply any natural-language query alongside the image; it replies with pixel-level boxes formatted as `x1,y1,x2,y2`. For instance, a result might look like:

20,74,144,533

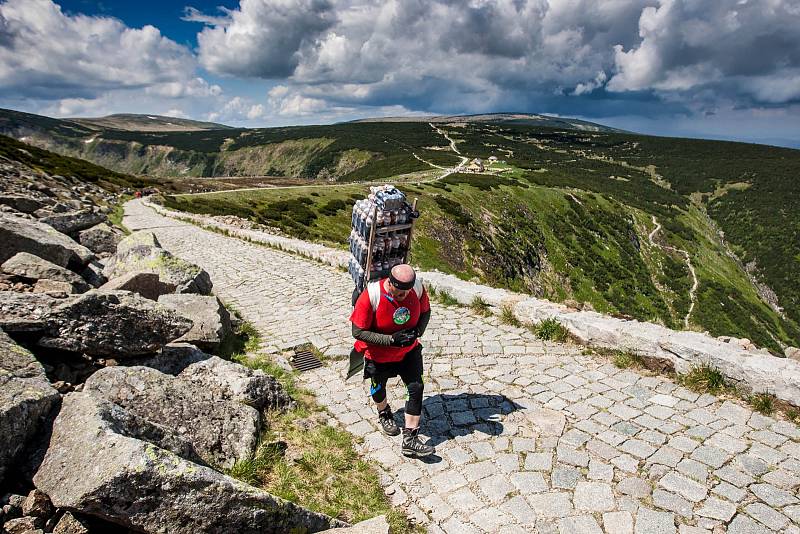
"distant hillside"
350,113,625,133
0,133,153,190
70,114,234,132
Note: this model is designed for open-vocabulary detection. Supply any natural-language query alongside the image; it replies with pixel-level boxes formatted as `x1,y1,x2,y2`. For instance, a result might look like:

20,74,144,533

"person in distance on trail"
350,264,434,458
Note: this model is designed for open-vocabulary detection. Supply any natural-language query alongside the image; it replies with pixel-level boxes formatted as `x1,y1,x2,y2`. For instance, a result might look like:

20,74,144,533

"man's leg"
399,345,434,457
366,361,400,436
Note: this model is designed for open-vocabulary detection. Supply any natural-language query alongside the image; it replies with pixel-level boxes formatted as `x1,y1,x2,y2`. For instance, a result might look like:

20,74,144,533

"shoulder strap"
414,276,424,298
367,281,381,312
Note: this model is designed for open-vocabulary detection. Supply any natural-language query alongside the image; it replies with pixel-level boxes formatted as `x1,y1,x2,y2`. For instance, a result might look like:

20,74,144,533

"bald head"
391,264,415,284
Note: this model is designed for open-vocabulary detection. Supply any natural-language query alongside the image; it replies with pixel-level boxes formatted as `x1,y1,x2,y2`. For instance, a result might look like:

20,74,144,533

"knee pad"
405,380,424,416
370,379,387,404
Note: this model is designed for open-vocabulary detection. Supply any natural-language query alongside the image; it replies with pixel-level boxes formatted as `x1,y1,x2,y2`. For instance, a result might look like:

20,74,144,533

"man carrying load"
350,263,434,458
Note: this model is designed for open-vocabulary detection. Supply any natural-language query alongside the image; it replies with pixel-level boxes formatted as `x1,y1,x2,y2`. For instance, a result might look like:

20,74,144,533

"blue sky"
2,0,800,148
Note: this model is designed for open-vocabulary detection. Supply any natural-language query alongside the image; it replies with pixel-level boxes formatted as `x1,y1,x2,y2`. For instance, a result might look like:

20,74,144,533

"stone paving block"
558,515,602,534
696,496,736,522
604,511,634,534
552,465,581,490
573,481,615,512
727,514,771,534
690,445,729,468
676,458,708,483
477,473,515,503
652,489,693,518
524,452,553,471
745,502,790,531
634,508,676,534
444,487,484,513
528,492,573,519
500,495,537,525
510,471,548,494
750,483,798,507
658,472,708,503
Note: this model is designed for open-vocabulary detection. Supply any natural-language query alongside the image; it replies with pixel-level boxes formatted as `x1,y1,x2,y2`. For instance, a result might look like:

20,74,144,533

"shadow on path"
390,392,522,464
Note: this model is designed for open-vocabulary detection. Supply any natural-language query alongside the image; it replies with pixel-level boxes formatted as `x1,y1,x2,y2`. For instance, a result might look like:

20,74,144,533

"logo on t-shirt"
393,307,411,325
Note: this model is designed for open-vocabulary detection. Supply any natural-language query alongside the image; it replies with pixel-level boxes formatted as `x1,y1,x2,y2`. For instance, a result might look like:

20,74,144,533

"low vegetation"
470,296,492,316
530,318,569,342
748,393,776,415
220,318,417,532
679,364,727,394
500,305,521,327
613,351,644,369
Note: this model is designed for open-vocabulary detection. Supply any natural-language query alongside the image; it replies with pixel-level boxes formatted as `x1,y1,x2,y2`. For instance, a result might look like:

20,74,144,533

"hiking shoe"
401,427,435,458
378,407,400,436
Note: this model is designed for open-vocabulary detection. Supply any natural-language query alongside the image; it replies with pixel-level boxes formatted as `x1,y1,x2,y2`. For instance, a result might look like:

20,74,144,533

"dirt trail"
649,215,698,327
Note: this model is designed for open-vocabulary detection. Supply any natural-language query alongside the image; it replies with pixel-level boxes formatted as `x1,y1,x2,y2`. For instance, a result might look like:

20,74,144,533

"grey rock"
179,354,295,412
0,213,94,269
38,290,193,357
0,194,44,214
0,292,67,332
78,223,121,254
39,209,106,235
33,393,344,534
2,252,90,293
101,271,176,301
84,365,261,468
157,294,231,350
104,232,212,295
0,331,60,485
79,259,107,287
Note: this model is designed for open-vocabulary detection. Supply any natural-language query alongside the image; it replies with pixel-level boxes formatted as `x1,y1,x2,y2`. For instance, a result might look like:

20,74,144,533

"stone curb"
142,200,800,407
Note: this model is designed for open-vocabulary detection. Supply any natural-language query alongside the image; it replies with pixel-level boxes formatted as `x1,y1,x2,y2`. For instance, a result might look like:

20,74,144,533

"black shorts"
363,343,424,384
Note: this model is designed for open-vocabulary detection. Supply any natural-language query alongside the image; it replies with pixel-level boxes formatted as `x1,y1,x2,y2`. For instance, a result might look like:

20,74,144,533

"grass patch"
216,319,261,360
107,198,132,235
530,318,569,342
227,402,419,532
500,305,521,327
678,363,726,394
748,392,776,415
613,351,644,369
470,296,492,316
435,289,459,306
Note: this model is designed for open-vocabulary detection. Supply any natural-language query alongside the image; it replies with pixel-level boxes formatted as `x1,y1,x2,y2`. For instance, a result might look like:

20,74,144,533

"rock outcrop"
84,365,261,468
39,209,106,235
0,213,94,269
157,294,231,350
34,393,343,533
78,222,121,254
2,252,90,293
0,330,60,484
38,290,193,357
104,232,212,295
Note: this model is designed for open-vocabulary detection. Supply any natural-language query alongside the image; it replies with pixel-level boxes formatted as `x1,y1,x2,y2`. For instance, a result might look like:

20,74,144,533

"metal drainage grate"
290,348,323,372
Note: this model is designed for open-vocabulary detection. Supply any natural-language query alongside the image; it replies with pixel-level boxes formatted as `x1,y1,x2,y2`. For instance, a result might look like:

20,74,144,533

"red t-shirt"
350,278,431,363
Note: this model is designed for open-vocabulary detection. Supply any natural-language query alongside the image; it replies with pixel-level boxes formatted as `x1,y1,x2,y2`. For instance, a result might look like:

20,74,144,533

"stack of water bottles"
348,185,415,290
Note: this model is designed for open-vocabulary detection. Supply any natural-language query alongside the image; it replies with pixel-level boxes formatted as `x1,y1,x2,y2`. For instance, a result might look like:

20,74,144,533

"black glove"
391,329,418,347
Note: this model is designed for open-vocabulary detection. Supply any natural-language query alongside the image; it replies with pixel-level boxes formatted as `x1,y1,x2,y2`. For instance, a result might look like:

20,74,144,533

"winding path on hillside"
124,198,800,534
648,215,699,328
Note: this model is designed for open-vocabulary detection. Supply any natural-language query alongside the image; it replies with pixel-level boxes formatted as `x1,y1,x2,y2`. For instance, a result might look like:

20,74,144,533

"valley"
2,108,798,354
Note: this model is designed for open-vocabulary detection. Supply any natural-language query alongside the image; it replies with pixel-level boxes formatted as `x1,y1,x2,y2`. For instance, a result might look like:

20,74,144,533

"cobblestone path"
124,200,800,534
